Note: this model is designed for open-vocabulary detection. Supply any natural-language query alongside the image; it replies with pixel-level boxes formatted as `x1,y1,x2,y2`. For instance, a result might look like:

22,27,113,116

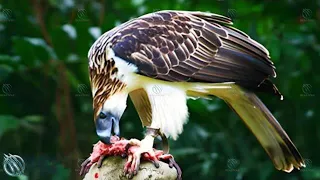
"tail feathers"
212,84,305,172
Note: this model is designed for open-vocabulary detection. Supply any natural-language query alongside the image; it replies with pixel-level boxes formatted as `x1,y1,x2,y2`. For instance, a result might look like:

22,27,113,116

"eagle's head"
88,45,131,144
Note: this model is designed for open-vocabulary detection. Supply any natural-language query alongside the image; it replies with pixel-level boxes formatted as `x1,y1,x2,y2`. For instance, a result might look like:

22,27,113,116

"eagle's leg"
123,134,157,178
123,127,183,179
123,127,168,177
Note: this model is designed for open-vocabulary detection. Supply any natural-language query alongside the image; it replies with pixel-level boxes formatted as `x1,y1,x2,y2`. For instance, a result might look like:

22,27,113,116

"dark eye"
99,112,107,119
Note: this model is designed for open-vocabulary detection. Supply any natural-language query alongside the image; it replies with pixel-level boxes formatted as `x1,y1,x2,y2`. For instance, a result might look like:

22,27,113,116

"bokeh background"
0,0,319,180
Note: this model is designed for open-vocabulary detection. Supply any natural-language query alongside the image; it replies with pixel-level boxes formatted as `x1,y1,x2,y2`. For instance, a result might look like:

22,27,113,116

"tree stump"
83,156,178,180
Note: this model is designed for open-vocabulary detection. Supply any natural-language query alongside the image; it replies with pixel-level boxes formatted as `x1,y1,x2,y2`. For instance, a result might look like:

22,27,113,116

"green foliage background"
0,0,319,179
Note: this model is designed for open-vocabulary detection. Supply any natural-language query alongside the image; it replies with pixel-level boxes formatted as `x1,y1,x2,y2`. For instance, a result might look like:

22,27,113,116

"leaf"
0,54,20,64
12,37,55,66
49,0,75,12
0,115,20,137
132,0,145,6
17,175,29,180
73,15,92,58
171,147,201,157
62,24,77,39
23,115,43,123
302,167,320,179
0,64,14,82
51,27,73,60
201,160,212,176
88,27,101,39
12,37,37,66
52,164,70,180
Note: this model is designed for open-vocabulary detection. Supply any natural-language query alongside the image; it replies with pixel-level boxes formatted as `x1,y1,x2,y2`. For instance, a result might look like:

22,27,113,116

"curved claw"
159,155,182,180
150,160,160,168
169,158,182,180
123,154,133,176
79,158,91,176
123,147,158,178
132,152,141,174
143,152,160,168
97,155,107,168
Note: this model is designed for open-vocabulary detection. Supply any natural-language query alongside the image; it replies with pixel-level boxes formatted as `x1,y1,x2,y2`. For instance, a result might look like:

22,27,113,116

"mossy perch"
83,156,178,180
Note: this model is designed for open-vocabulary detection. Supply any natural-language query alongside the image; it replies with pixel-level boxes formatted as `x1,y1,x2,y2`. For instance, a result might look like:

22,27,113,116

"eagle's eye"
99,112,107,119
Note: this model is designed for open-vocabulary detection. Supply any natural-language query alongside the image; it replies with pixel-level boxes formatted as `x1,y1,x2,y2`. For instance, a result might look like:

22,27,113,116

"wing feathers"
102,10,280,96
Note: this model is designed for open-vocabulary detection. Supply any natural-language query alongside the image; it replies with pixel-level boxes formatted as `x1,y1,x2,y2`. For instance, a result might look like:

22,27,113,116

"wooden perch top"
83,156,178,180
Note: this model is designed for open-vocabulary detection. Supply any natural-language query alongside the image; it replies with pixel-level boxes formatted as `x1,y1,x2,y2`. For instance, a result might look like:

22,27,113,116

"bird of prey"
85,10,305,177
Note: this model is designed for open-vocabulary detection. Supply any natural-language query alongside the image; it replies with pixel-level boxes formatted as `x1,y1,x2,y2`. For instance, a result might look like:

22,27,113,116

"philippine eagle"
84,10,305,177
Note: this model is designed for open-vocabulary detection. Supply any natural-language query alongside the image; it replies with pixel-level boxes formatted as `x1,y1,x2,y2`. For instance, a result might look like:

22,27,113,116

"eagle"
86,10,305,176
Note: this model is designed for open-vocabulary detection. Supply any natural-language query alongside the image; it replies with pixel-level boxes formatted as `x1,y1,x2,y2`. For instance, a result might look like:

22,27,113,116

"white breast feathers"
144,84,189,140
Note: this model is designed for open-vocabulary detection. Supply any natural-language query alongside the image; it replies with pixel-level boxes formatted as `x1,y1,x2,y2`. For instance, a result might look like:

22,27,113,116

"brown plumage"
89,11,281,98
88,10,305,172
89,59,126,118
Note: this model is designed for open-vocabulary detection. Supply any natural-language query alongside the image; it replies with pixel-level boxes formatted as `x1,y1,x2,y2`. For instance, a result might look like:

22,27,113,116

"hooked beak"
95,112,120,144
